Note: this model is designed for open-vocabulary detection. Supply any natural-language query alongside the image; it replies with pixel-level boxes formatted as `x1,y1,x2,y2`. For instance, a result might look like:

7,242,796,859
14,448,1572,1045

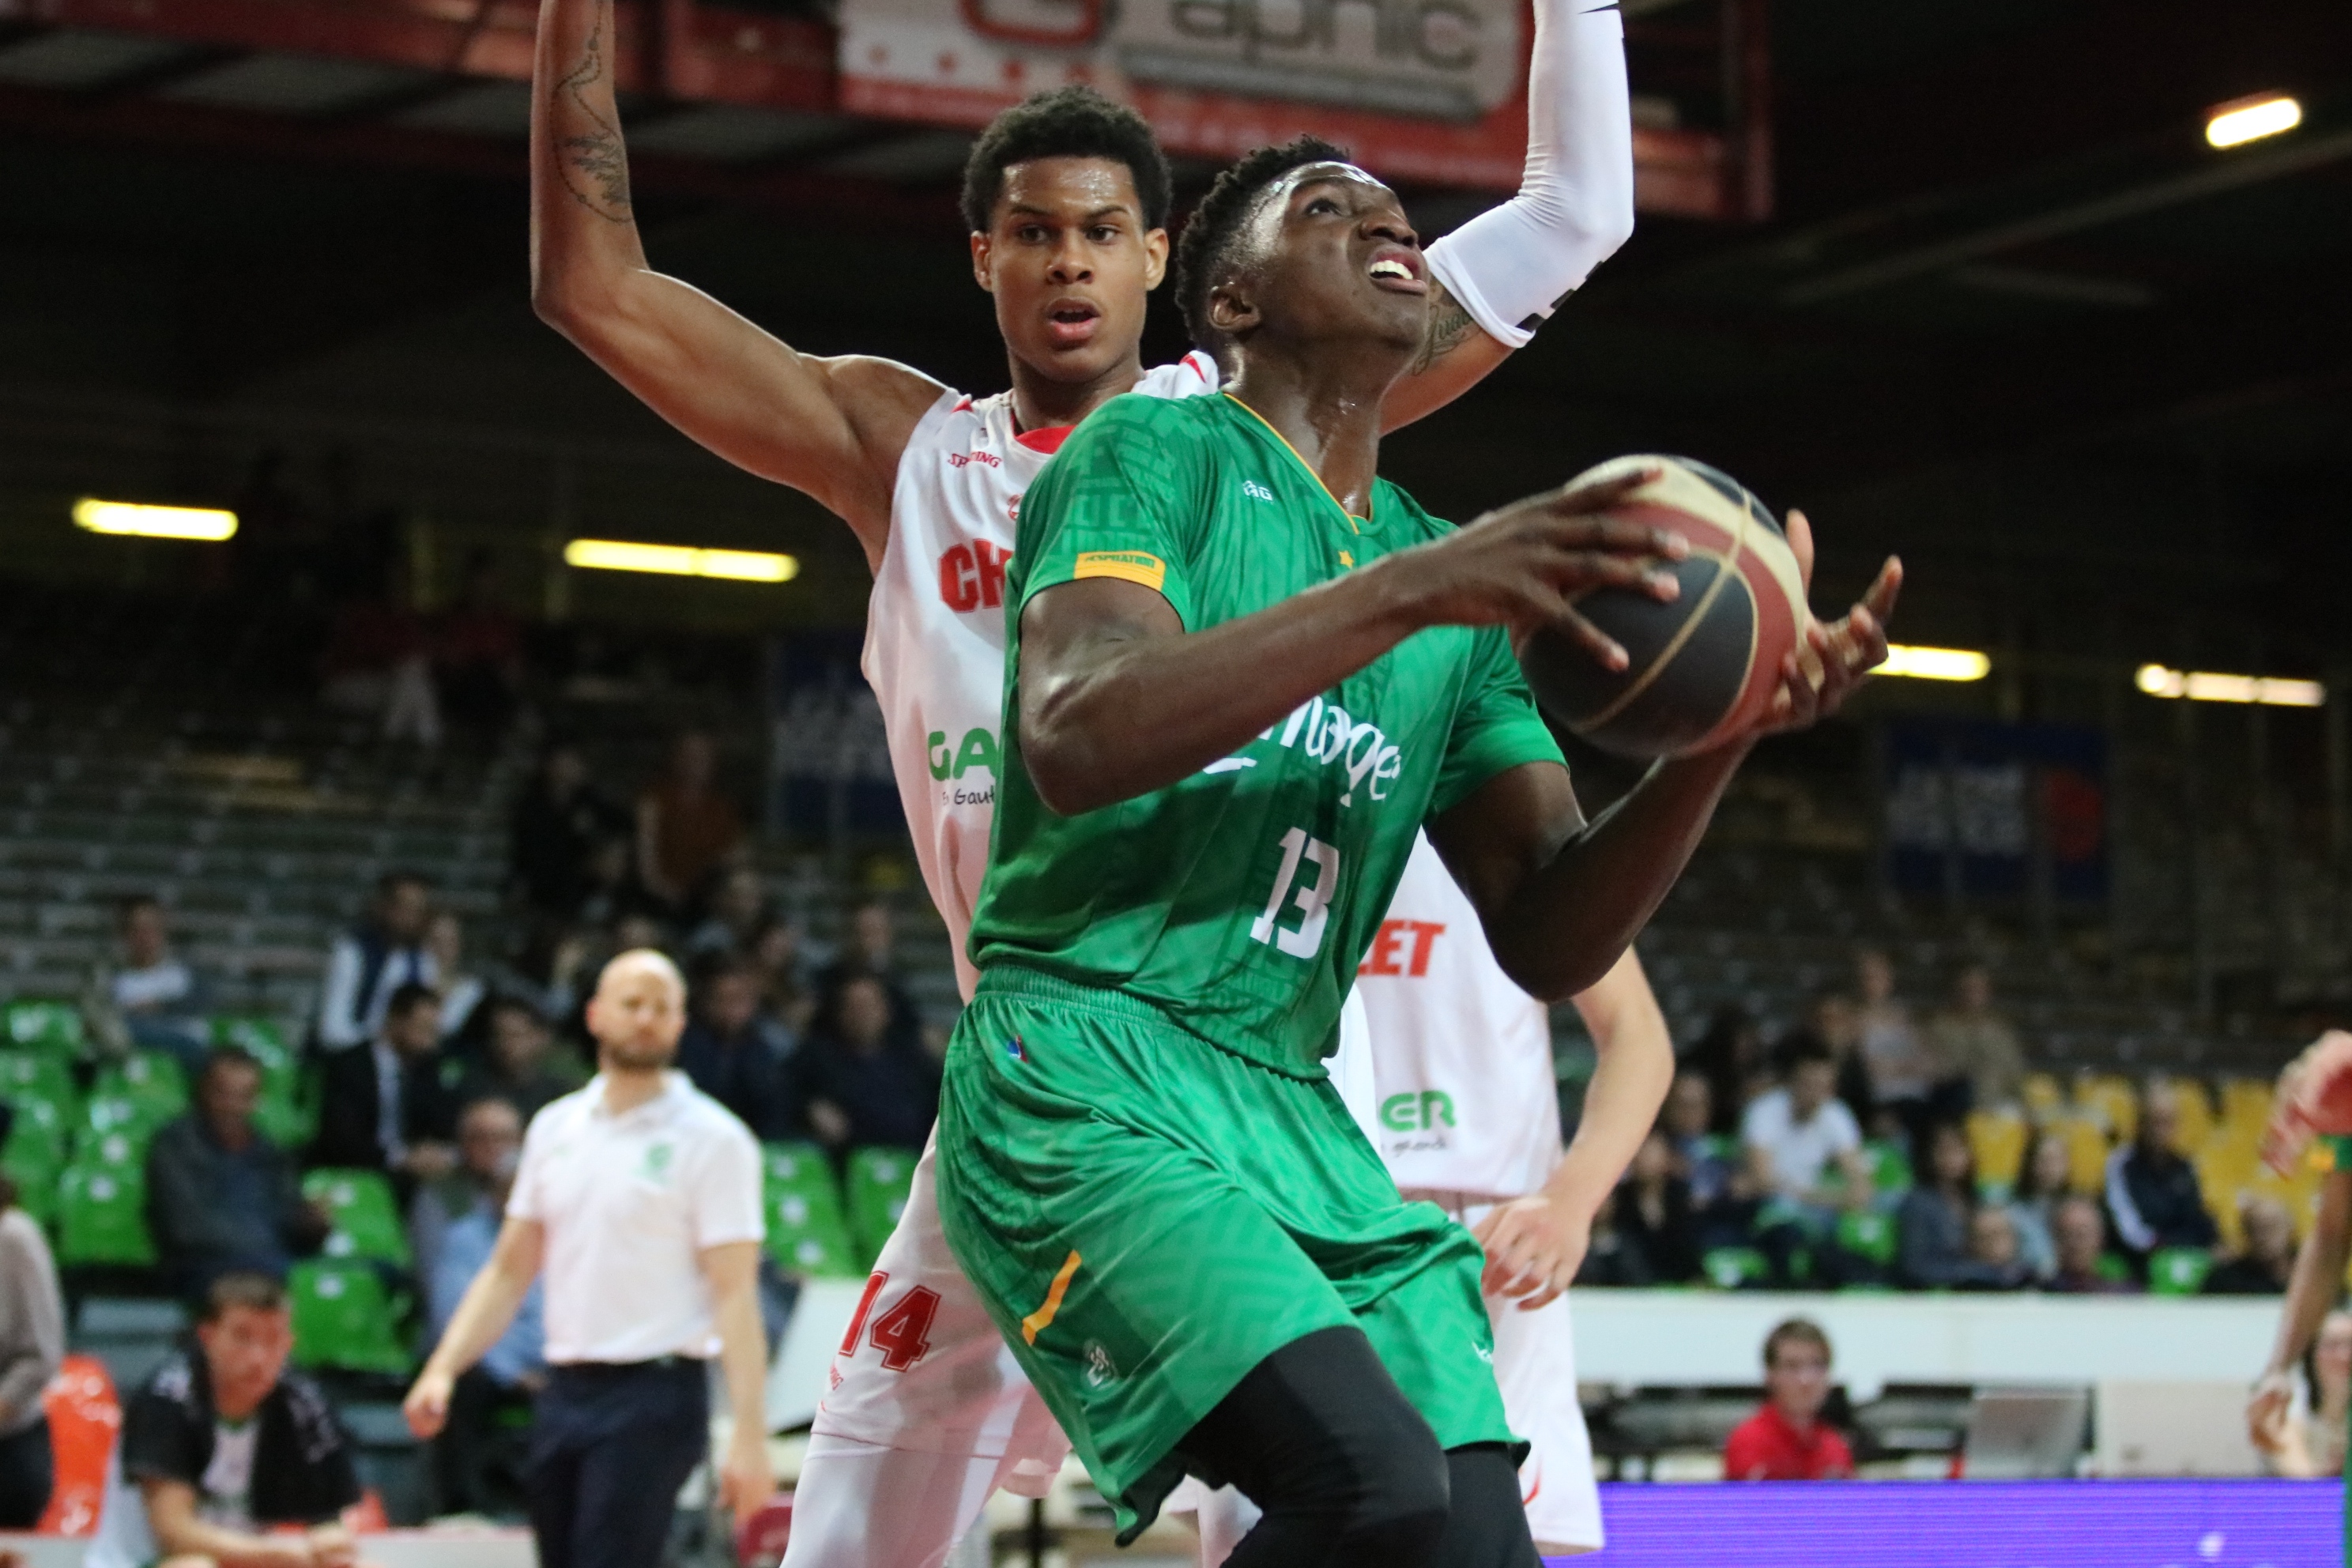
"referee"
404,949,775,1566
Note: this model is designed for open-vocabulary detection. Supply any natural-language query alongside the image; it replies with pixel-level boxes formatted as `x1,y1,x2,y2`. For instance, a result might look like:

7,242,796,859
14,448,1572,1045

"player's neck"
1223,345,1396,518
1006,346,1148,436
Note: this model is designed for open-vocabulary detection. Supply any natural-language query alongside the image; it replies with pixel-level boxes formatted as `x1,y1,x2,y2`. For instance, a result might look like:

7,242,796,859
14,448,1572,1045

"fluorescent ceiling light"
73,499,238,541
2135,663,2323,707
2206,94,2301,149
1877,645,1991,682
563,538,799,582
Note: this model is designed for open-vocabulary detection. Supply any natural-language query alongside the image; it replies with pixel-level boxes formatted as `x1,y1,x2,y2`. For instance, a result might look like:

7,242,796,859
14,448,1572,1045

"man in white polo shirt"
403,949,774,1567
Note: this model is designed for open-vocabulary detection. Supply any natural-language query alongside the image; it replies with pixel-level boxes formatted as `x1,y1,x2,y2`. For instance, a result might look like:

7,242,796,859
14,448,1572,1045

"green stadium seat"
77,1094,170,1159
2149,1247,2213,1296
1863,1140,1913,1196
844,1147,916,1265
302,1169,411,1267
763,1141,835,1202
57,1163,156,1267
2,1000,82,1056
0,1050,77,1118
765,1189,861,1280
1835,1208,1898,1267
0,1097,68,1224
93,1053,188,1124
1701,1246,1770,1290
288,1261,413,1375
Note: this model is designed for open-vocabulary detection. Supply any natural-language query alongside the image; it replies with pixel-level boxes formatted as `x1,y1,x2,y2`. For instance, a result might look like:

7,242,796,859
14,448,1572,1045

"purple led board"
1573,1481,2339,1566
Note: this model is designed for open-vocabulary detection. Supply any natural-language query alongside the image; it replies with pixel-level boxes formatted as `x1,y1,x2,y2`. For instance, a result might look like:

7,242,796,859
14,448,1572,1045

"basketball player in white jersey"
526,0,1638,1554
1185,832,1670,1558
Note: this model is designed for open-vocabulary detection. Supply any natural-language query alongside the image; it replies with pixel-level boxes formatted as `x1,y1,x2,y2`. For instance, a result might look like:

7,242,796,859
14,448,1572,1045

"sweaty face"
974,157,1166,390
1212,163,1427,354
588,952,686,1071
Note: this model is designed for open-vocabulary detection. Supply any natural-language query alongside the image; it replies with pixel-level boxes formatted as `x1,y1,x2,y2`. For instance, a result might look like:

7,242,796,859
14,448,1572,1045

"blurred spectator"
311,983,459,1197
575,838,641,931
1807,989,1877,1133
689,866,772,959
1898,1122,2026,1290
2104,1080,2218,1265
2207,1196,2297,1295
1856,948,1938,1140
316,871,436,1052
2006,1127,2079,1281
428,910,488,1049
1664,1071,1760,1251
147,1049,329,1295
748,914,813,1035
635,731,744,916
415,1099,544,1517
434,549,525,733
1741,1037,1869,1212
2047,1195,2139,1295
2263,1309,2352,1478
1615,1132,1700,1284
1573,1191,1646,1287
456,997,584,1123
510,744,629,920
814,901,926,1057
83,895,211,1073
1687,1006,1766,1138
85,1273,361,1568
677,957,801,1140
801,974,938,1153
1967,1206,2028,1287
1923,964,2026,1115
322,585,442,749
1723,1319,1855,1480
0,1162,62,1528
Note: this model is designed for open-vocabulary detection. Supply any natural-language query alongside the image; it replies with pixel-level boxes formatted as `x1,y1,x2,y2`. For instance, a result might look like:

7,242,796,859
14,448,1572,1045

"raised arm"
1381,0,1637,431
530,0,944,562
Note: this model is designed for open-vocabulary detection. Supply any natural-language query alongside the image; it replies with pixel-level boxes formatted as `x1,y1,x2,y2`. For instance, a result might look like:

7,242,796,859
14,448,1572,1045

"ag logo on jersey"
1242,480,1275,502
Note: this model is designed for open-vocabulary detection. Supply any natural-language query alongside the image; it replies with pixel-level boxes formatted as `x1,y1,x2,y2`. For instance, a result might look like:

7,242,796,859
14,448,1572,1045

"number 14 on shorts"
840,1272,940,1372
1252,827,1340,959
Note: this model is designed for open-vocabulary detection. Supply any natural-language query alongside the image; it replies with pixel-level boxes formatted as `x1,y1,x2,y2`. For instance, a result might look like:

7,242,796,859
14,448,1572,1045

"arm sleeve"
1010,399,1205,628
0,1230,62,1422
1423,0,1634,349
504,1117,549,1223
691,1121,766,1250
1428,625,1566,819
119,1387,202,1486
315,939,365,1050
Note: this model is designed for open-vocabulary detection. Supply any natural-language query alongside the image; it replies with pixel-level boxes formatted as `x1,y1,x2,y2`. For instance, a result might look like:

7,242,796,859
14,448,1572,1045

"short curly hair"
1171,135,1351,352
959,87,1173,235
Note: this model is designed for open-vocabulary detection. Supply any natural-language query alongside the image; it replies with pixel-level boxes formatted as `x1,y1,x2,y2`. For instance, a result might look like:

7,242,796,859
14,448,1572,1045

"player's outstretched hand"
1740,508,1902,741
1472,1193,1589,1312
1387,468,1689,669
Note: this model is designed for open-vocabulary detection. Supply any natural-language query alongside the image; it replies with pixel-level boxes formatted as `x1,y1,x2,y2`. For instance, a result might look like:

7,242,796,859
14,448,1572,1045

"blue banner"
1883,719,2107,902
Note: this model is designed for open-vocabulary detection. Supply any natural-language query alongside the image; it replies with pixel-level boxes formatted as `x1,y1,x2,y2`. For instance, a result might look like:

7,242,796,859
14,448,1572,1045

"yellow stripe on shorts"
1022,1250,1084,1344
1072,551,1167,591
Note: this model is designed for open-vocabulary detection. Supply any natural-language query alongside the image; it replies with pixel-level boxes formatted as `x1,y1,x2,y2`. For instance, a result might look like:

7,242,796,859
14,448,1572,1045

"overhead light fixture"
2135,663,2323,707
1876,645,1991,682
2206,93,2301,149
563,538,799,583
73,499,238,541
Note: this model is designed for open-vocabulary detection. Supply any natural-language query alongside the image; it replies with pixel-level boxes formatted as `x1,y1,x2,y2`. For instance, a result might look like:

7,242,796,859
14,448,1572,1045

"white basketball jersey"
1353,829,1562,1200
861,352,1222,1000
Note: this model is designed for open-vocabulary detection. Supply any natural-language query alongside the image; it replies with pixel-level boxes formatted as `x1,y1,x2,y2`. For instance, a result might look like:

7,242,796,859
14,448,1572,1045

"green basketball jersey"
969,392,1562,1076
2325,1134,2352,1172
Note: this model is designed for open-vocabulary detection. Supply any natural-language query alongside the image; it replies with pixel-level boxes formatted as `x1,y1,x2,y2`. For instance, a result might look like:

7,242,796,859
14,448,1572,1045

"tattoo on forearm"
554,0,632,223
1410,280,1479,376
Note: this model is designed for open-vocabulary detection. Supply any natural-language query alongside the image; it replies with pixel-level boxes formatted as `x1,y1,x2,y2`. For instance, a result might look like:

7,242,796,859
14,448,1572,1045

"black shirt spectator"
310,984,459,1198
316,871,435,1052
2207,1195,2297,1295
511,744,630,919
2104,1080,2219,1263
1686,1006,1766,1138
800,974,937,1152
1615,1132,1701,1284
1897,1123,2025,1290
2049,1195,2140,1295
812,902,925,1057
93,1274,360,1567
147,1050,328,1295
456,997,584,1124
676,959,801,1140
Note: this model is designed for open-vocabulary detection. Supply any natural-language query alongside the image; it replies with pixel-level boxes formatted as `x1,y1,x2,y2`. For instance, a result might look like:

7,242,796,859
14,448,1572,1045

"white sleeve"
315,938,366,1050
505,1116,549,1223
1423,0,1635,349
692,1120,767,1250
1829,1104,1863,1155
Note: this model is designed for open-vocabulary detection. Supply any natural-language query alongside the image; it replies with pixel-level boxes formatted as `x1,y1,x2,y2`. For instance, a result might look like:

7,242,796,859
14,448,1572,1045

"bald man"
404,951,774,1566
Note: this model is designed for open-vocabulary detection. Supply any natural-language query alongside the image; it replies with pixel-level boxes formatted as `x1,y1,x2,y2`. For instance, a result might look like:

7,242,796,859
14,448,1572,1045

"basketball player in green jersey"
937,139,1902,1566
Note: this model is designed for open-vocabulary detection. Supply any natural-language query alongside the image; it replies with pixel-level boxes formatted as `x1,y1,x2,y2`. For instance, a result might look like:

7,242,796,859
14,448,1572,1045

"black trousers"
0,1416,53,1529
527,1361,709,1568
435,1368,536,1518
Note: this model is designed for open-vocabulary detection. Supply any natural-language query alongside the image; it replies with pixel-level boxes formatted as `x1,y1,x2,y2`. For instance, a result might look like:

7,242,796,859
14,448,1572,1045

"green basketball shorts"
933,968,1515,1542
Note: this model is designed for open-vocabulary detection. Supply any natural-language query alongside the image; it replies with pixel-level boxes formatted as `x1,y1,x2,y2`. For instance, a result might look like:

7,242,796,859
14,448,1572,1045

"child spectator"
1723,1319,1856,1480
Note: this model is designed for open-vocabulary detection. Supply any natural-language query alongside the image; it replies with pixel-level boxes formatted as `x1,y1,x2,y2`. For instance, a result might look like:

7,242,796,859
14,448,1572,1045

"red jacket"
1723,1404,1856,1480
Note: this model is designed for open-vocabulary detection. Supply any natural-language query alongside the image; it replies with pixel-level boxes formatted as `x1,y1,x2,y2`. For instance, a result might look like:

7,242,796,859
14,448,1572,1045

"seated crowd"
1580,948,2300,1297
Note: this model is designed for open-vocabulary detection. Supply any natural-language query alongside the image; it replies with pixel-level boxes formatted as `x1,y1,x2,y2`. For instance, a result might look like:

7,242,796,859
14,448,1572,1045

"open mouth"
1045,300,1102,349
1366,248,1427,294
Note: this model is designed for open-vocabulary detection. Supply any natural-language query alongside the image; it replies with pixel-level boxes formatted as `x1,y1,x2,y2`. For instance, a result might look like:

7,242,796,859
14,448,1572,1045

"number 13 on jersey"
1252,827,1341,959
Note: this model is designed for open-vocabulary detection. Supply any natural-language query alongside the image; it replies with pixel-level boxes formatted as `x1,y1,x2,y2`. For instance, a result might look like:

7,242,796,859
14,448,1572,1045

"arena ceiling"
0,0,2346,649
